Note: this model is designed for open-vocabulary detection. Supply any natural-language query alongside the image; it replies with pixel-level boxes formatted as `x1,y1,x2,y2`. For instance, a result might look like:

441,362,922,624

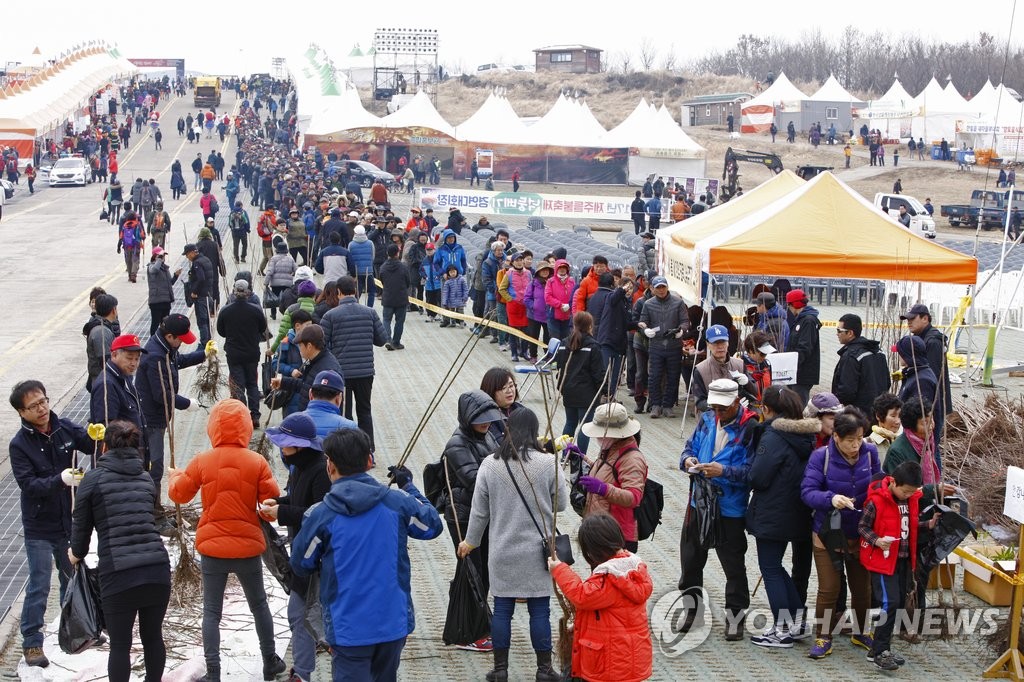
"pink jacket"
544,259,575,321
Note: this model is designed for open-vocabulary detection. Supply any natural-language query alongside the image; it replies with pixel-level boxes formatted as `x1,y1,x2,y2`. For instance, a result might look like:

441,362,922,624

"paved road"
0,90,998,680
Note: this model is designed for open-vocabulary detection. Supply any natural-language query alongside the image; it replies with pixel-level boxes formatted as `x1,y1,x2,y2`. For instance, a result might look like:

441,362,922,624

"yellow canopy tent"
658,171,978,301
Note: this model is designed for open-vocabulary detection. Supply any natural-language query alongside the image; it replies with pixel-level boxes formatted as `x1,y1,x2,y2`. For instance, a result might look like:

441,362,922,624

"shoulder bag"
503,459,574,567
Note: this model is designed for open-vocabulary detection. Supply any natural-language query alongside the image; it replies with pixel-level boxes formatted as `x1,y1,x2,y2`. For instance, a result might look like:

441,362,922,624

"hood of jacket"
457,390,501,434
592,552,653,604
441,228,458,245
323,472,389,516
837,335,881,358
769,417,821,459
352,232,368,243
206,399,254,448
98,446,146,475
763,303,788,322
795,306,820,322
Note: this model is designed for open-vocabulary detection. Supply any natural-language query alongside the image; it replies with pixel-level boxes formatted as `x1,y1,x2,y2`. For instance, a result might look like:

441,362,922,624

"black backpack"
604,452,664,541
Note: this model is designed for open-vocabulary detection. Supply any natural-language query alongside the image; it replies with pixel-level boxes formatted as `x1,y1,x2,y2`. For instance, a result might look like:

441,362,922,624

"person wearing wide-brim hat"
576,402,649,551
259,412,330,682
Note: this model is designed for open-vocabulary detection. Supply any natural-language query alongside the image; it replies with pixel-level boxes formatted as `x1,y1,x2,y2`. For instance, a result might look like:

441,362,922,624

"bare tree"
639,38,658,72
662,44,678,72
616,50,634,74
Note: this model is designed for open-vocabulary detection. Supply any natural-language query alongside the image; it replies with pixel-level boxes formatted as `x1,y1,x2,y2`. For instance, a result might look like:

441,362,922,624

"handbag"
503,460,574,567
263,287,280,309
99,209,109,221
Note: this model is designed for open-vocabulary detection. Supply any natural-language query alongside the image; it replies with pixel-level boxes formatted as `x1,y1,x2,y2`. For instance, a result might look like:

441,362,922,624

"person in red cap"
90,335,147,435
784,289,821,405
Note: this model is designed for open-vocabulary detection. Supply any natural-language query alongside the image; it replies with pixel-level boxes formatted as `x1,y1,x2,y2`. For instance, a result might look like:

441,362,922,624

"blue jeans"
601,346,623,395
288,589,316,680
562,404,596,454
330,636,405,682
756,537,802,628
21,536,72,648
491,596,551,652
496,303,508,344
547,318,570,342
382,305,407,345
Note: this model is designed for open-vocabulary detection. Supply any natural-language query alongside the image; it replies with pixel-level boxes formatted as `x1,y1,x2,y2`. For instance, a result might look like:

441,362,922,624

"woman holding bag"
458,408,568,682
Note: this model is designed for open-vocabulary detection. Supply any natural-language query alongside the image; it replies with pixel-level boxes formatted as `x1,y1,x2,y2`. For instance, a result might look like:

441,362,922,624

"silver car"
48,157,88,187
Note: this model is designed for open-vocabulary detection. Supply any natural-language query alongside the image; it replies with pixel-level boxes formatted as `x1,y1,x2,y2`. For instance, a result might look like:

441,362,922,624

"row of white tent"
742,71,1024,158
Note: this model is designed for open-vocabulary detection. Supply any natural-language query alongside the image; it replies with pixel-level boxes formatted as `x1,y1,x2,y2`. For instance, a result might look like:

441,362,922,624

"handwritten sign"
1004,466,1024,523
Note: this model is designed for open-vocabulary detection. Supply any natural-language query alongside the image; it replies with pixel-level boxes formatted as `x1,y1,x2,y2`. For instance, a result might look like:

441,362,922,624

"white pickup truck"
874,193,937,239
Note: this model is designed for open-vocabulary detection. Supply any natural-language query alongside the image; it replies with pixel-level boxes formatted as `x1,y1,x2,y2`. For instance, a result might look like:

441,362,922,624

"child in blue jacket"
440,264,470,328
421,243,444,323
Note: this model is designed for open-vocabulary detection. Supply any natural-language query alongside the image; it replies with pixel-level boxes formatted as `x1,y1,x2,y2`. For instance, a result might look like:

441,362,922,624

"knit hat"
295,266,315,282
804,392,843,417
298,280,317,296
786,289,808,309
894,334,927,364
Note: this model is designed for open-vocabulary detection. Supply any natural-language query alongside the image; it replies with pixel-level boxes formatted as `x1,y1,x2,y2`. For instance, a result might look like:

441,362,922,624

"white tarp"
382,90,456,137
454,93,527,143
740,72,806,132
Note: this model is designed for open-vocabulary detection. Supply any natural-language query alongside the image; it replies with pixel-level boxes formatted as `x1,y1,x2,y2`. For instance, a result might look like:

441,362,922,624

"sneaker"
650,406,662,419
866,650,905,666
385,343,395,351
499,344,509,351
790,617,812,641
285,670,307,682
808,638,833,659
662,407,676,418
23,647,48,668
455,636,493,652
850,633,874,651
750,627,794,648
870,650,901,671
394,343,405,350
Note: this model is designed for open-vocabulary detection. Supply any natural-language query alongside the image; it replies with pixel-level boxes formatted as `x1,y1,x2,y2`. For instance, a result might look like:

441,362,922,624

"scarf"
905,428,940,485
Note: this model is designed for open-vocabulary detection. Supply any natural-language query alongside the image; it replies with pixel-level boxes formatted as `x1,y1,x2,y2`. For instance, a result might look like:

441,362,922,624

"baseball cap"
785,289,808,308
162,313,197,344
182,243,198,255
110,334,146,353
151,246,165,257
425,242,436,250
900,303,930,320
706,324,729,344
706,379,739,407
651,276,668,288
348,211,360,217
233,279,251,295
312,369,344,394
754,291,776,307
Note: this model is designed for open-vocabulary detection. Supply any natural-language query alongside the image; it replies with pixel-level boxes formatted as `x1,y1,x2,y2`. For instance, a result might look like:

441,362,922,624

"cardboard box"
960,547,1014,606
927,556,959,590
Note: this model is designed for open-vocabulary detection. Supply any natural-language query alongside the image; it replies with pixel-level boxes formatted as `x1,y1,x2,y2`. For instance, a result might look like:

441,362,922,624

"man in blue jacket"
9,380,97,668
679,378,757,640
433,229,467,276
291,428,442,681
298,370,359,439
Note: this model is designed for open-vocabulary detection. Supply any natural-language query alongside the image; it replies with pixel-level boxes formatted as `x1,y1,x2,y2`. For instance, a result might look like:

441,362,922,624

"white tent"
955,83,1024,161
808,75,856,102
862,77,919,138
740,72,807,132
382,90,456,138
602,99,706,183
942,81,970,112
912,77,959,142
304,86,380,136
454,92,527,143
520,94,606,146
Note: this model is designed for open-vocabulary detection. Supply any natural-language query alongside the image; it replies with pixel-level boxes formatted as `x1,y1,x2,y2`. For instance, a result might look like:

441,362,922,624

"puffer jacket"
551,551,653,682
572,268,600,314
639,292,688,351
544,261,575,321
442,391,500,525
136,333,205,428
503,266,532,327
272,295,316,351
169,399,281,558
556,333,606,408
585,440,648,542
349,233,375,275
319,297,389,379
146,260,176,304
433,229,467,275
745,417,819,541
264,252,297,287
286,218,307,249
801,439,881,539
70,447,170,597
523,276,549,323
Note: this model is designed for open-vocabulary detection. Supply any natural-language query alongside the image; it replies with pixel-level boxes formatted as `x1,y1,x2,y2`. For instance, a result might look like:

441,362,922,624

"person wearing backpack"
831,313,891,417
228,201,250,263
255,207,277,275
576,402,648,552
117,211,146,283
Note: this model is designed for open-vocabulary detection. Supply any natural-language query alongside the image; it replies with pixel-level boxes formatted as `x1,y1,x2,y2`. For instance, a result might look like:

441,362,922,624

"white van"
874,193,937,239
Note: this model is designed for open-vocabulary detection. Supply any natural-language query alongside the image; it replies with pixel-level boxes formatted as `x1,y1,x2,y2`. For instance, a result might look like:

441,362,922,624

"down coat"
441,391,501,525
745,416,819,541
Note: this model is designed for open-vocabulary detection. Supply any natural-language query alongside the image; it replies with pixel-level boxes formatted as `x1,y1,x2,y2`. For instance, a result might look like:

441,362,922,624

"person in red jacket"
858,461,928,671
549,513,653,682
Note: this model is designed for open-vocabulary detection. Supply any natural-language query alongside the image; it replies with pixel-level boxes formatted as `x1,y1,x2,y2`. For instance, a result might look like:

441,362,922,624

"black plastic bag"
260,519,293,594
58,564,105,654
442,557,491,646
564,449,591,517
690,475,723,549
918,504,977,572
818,508,848,574
303,571,328,649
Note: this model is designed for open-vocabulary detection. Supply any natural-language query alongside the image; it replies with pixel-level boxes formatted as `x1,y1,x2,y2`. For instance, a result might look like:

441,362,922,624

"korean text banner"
418,187,635,222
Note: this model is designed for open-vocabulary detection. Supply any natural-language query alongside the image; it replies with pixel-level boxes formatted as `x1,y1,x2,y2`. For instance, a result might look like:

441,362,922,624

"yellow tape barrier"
953,546,1024,587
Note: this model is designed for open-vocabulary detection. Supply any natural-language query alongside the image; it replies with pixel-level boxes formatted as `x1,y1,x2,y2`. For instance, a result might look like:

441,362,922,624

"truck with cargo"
941,189,1024,229
193,77,222,107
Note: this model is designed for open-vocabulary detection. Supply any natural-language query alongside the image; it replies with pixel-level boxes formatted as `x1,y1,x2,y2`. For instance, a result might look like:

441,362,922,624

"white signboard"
418,187,635,222
1004,466,1024,523
765,352,798,386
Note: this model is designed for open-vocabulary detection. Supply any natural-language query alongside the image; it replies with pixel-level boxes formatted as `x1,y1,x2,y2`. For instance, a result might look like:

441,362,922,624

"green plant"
992,546,1018,562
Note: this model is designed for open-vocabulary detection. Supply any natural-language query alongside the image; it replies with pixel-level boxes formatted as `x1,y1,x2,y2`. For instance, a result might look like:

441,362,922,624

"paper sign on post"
1004,466,1024,523
766,352,798,386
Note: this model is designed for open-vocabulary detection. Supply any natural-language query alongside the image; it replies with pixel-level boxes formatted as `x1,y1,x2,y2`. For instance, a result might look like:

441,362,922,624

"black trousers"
103,582,171,682
149,303,171,337
227,360,261,420
344,376,375,449
679,509,750,619
871,558,911,655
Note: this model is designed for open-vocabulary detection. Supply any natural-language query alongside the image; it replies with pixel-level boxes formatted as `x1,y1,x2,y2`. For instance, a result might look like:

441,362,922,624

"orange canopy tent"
657,171,979,301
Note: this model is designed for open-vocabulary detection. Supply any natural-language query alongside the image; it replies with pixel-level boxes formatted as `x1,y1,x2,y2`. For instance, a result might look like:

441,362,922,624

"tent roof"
521,94,606,146
880,78,914,104
915,77,947,109
686,172,978,284
382,90,456,137
602,98,704,154
942,81,969,110
809,75,856,102
454,92,527,142
742,72,807,108
305,86,380,135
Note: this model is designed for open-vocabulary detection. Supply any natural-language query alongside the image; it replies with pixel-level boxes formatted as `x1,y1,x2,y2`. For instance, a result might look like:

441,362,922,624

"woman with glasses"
480,367,523,441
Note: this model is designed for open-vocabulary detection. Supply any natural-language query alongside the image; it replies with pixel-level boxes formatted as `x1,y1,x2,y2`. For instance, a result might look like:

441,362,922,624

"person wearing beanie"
379,243,415,350
217,281,269,428
277,266,318,318
272,279,318,353
803,391,845,450
349,225,377,307
264,238,297,320
894,335,937,412
784,289,821,405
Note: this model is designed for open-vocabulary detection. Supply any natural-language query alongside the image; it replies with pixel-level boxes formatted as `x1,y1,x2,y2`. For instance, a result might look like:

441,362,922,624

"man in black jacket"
181,243,213,345
831,313,891,417
902,303,951,454
9,380,96,668
379,244,415,350
91,335,147,432
217,280,269,427
272,324,343,413
595,278,636,395
630,191,646,235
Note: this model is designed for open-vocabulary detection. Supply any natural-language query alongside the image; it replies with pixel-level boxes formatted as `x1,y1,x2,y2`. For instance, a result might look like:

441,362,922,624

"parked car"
941,189,1024,229
48,157,88,187
874,193,937,239
342,160,397,188
0,178,13,199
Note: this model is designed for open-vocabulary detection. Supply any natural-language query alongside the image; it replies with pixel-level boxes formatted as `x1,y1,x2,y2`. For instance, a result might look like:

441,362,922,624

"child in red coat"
549,514,653,682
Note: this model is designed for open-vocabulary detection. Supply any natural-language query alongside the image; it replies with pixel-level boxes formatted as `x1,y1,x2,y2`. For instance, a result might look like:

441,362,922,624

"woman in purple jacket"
800,407,881,660
523,261,553,360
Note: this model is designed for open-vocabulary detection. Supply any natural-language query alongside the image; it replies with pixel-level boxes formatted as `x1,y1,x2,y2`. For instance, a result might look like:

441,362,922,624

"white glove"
184,399,201,412
675,329,685,339
644,328,657,339
560,303,570,312
730,370,749,386
61,468,84,487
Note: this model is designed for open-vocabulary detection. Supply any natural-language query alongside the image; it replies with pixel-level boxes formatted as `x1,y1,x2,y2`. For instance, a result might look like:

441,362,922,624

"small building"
533,45,602,74
681,93,753,128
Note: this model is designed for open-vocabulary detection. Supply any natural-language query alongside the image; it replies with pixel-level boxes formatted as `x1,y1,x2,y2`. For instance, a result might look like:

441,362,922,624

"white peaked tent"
955,84,1024,160
454,92,527,143
382,90,456,137
943,81,970,111
863,78,919,138
740,72,807,132
809,75,855,102
912,77,959,142
602,99,706,183
521,94,607,146
305,86,380,136
969,80,998,113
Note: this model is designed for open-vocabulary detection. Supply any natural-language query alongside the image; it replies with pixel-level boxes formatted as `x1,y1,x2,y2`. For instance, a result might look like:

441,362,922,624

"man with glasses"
831,313,891,417
679,378,758,641
9,380,98,668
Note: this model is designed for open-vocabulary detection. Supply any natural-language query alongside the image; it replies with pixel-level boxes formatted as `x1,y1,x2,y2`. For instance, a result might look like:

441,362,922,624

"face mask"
558,272,568,281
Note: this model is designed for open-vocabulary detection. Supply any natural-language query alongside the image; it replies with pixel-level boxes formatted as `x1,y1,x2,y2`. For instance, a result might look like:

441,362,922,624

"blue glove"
577,475,609,497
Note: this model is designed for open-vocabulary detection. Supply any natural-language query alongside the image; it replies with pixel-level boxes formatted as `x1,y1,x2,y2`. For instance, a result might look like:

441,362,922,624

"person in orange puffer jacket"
168,398,286,680
549,513,653,682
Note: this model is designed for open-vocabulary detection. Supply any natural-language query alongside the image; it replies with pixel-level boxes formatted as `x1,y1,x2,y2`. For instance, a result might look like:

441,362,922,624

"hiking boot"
649,405,662,419
385,343,395,351
850,633,874,651
724,617,746,641
750,626,794,649
394,343,405,350
867,650,905,666
870,650,901,671
262,652,286,680
200,662,220,681
808,637,833,659
485,648,509,682
535,651,560,682
662,407,676,418
23,647,48,668
455,636,493,652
